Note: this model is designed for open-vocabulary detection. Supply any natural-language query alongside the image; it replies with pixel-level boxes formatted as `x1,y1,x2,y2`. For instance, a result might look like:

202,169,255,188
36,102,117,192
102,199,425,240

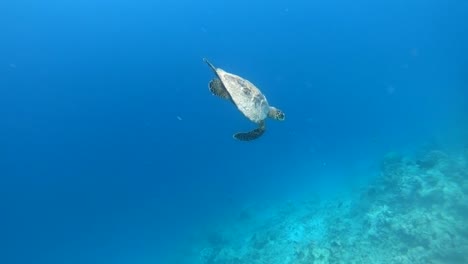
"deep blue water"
1,0,467,263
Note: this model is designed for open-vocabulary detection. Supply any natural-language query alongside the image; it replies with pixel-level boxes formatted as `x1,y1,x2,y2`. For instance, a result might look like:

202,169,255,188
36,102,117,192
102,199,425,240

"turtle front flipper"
233,121,266,141
209,78,231,100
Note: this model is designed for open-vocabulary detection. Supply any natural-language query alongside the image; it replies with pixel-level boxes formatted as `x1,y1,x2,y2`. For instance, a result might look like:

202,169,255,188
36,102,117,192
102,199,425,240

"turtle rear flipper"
233,127,265,141
233,121,266,141
209,78,230,100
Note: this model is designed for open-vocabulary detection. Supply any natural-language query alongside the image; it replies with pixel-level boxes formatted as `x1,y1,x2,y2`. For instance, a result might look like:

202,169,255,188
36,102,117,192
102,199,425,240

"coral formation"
176,148,468,263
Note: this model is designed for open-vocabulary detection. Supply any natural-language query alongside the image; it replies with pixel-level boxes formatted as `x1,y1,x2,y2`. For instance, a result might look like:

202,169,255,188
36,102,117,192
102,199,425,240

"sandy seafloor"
170,147,468,264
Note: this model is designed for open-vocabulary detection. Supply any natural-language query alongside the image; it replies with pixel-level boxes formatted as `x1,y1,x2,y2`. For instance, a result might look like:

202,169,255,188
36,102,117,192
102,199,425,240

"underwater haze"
1,0,467,263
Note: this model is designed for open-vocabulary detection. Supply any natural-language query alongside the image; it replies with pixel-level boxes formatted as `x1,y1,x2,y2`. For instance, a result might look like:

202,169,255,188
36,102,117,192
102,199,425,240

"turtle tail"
203,58,217,73
233,122,266,141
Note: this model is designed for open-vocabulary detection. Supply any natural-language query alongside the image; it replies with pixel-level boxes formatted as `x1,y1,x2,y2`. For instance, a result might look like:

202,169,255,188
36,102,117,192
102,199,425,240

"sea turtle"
203,58,285,141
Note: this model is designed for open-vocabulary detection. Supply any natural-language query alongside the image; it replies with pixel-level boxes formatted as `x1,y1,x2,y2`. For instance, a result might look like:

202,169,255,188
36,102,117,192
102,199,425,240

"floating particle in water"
386,85,396,95
9,63,16,68
308,146,316,154
176,116,183,121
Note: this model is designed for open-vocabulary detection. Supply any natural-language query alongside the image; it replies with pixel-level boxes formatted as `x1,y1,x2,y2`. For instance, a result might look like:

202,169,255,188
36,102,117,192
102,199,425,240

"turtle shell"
215,68,270,123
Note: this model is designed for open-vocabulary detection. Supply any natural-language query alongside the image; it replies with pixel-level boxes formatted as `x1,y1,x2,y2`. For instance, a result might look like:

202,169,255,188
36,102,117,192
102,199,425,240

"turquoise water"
1,0,467,263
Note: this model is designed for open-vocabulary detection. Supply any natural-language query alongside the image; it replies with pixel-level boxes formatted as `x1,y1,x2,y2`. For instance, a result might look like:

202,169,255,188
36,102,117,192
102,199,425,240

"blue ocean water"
1,0,467,263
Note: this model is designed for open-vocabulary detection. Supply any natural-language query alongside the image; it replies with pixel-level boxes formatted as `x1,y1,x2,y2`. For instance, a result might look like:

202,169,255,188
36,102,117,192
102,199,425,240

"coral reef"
176,148,468,264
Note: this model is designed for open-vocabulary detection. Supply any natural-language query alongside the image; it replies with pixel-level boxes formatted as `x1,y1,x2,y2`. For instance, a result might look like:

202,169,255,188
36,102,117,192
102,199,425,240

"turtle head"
268,107,285,121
